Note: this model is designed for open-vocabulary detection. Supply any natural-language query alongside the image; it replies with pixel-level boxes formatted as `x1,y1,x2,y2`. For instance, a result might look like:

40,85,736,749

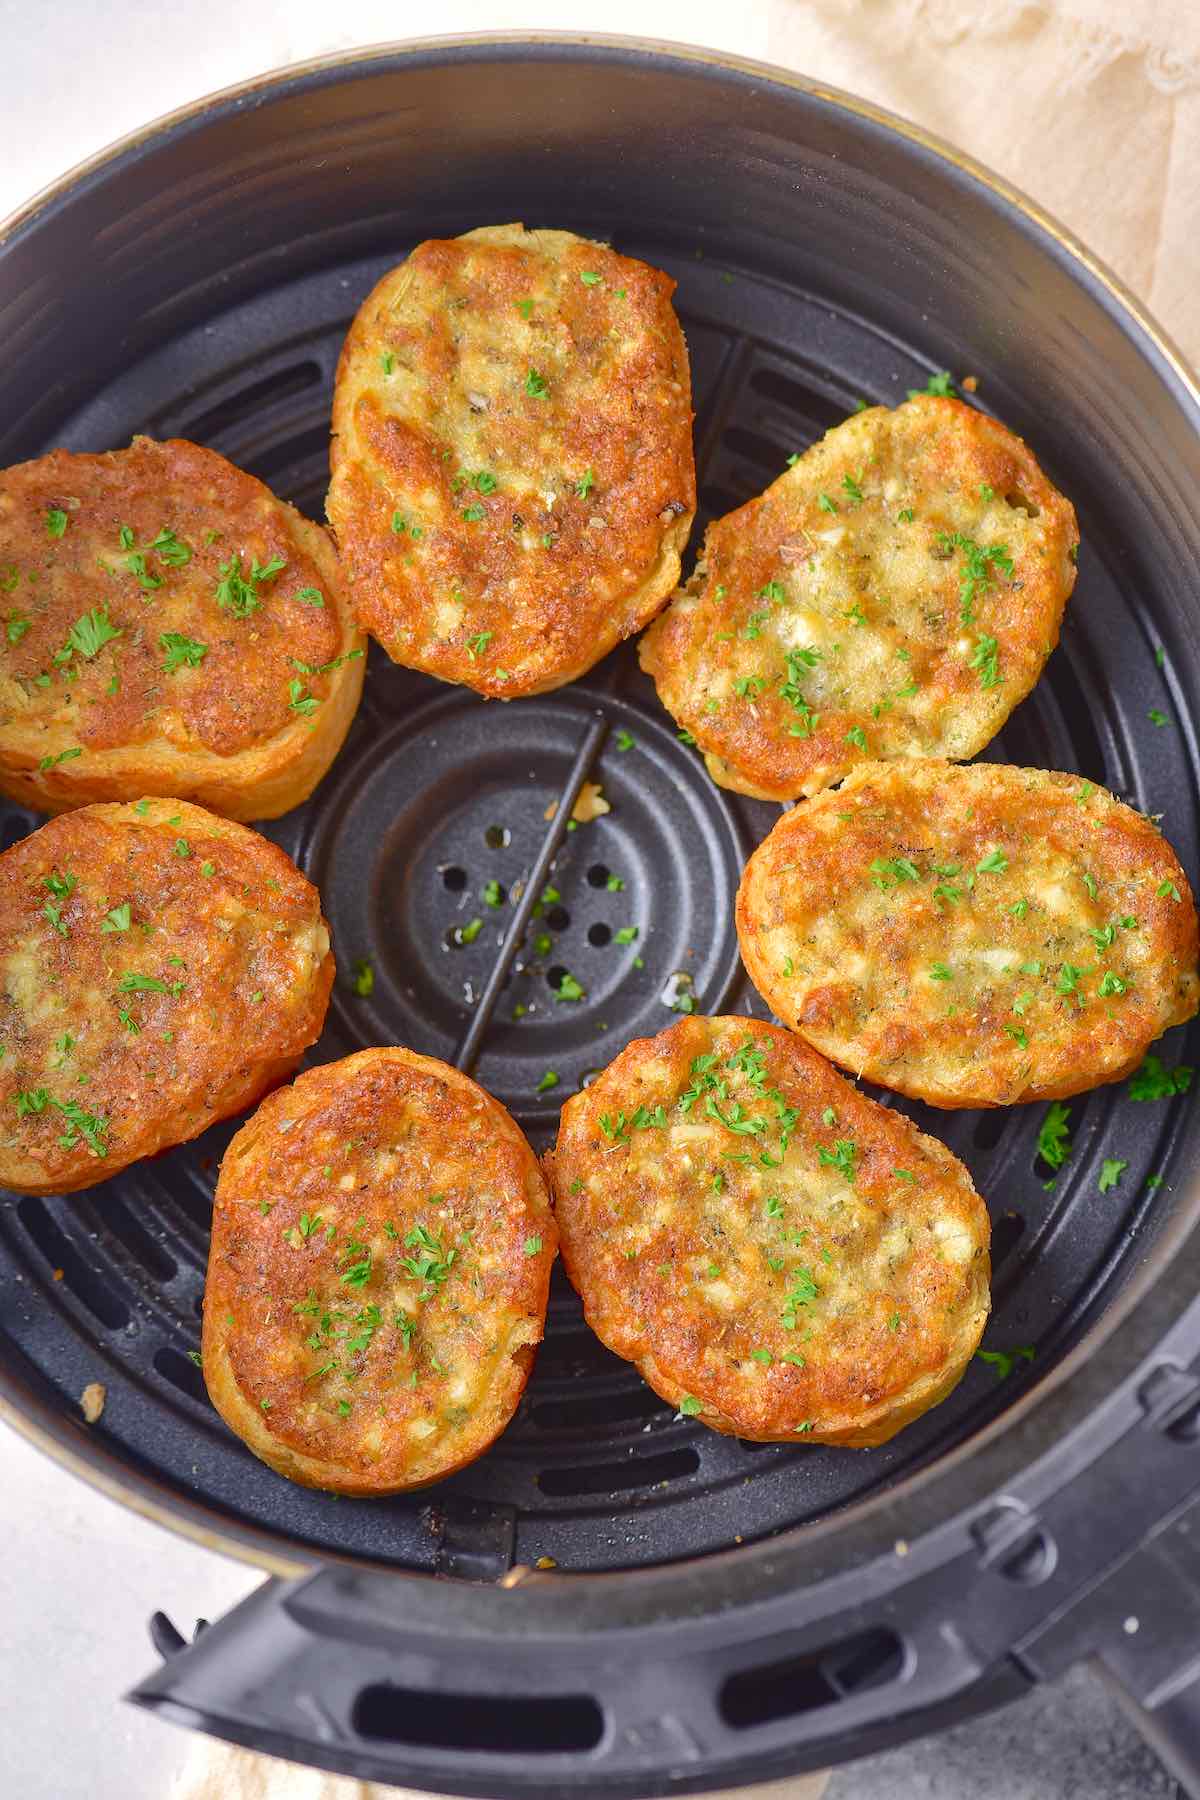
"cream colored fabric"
172,5,1193,1797
768,0,1200,370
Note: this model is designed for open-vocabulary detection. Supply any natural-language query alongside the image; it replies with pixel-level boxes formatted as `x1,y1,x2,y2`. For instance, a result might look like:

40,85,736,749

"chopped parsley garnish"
1148,708,1169,727
842,472,864,503
66,606,122,660
459,917,484,944
817,493,838,514
977,1345,1035,1379
524,1235,543,1256
1056,964,1083,996
614,925,638,945
969,633,1002,689
908,370,955,398
579,270,602,286
535,1070,560,1093
817,1138,856,1183
844,725,868,751
870,857,921,890
976,849,1008,874
1097,972,1128,997
1098,1158,1128,1193
294,586,325,606
46,508,68,538
575,469,595,498
399,1221,454,1296
38,748,82,771
929,962,953,981
461,504,486,522
215,552,285,618
5,612,30,644
606,872,625,892
160,631,206,673
1158,879,1181,902
150,527,192,567
101,903,131,933
554,972,585,1002
525,368,549,398
936,532,1013,625
288,679,318,716
678,1395,703,1416
1036,1101,1072,1170
466,631,493,660
1128,1055,1193,1100
481,879,503,909
352,959,374,997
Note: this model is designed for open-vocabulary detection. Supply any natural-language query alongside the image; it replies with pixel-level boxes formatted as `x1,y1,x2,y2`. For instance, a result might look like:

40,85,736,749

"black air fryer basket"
4,36,1200,1798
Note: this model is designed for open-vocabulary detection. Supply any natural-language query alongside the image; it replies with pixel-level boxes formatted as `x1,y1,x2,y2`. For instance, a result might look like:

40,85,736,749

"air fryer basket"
3,35,1200,1798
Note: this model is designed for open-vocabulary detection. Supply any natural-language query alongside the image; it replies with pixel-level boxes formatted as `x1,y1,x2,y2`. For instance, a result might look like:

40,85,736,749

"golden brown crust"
328,224,695,698
737,760,1200,1107
546,1016,990,1446
640,397,1078,800
0,438,365,819
203,1047,557,1494
0,799,332,1194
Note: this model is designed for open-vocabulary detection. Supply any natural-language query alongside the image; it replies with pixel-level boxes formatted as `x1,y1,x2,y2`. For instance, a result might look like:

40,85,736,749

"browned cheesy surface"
0,800,332,1194
328,224,696,698
203,1047,557,1494
737,761,1200,1107
640,396,1077,800
0,438,364,818
547,1017,990,1446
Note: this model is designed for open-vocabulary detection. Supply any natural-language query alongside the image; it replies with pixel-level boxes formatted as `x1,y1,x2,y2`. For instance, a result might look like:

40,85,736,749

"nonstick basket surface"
1,38,1199,1589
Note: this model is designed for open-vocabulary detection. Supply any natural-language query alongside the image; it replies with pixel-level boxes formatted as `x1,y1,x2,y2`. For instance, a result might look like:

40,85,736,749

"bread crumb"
80,1382,106,1423
535,1555,557,1570
894,1537,909,1557
961,374,979,393
544,782,611,825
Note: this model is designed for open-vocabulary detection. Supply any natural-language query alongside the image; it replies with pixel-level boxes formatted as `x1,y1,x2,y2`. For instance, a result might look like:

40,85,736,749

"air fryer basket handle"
130,1565,1026,1797
129,1345,1200,1797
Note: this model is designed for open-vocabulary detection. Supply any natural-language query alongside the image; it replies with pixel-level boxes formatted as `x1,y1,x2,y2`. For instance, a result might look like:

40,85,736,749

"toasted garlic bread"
640,397,1077,800
328,224,695,698
203,1047,557,1494
546,1016,990,1446
0,799,332,1195
737,760,1200,1107
0,437,364,819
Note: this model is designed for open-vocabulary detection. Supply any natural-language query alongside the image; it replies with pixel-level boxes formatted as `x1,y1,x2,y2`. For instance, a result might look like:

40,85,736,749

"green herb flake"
160,631,206,674
352,959,374,998
523,1235,543,1256
1098,1158,1128,1194
46,508,69,539
1037,1101,1072,1170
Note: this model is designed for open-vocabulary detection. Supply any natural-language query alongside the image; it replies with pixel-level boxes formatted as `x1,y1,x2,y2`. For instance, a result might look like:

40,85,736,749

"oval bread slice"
640,396,1077,799
0,799,332,1194
328,223,695,698
203,1047,557,1494
0,437,364,819
737,760,1200,1106
546,1016,990,1446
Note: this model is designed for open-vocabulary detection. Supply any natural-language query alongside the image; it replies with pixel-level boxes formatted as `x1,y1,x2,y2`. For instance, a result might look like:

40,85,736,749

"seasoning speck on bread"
328,224,695,698
640,396,1077,799
0,437,364,819
0,799,333,1194
546,1016,990,1446
203,1047,557,1494
737,760,1200,1107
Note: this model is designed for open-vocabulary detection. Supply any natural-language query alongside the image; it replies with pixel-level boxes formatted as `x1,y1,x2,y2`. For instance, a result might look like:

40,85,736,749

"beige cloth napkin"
173,5,1196,1797
768,0,1200,372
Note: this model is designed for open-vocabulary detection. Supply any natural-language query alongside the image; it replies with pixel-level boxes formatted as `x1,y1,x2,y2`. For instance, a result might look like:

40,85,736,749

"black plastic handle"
129,1342,1200,1797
